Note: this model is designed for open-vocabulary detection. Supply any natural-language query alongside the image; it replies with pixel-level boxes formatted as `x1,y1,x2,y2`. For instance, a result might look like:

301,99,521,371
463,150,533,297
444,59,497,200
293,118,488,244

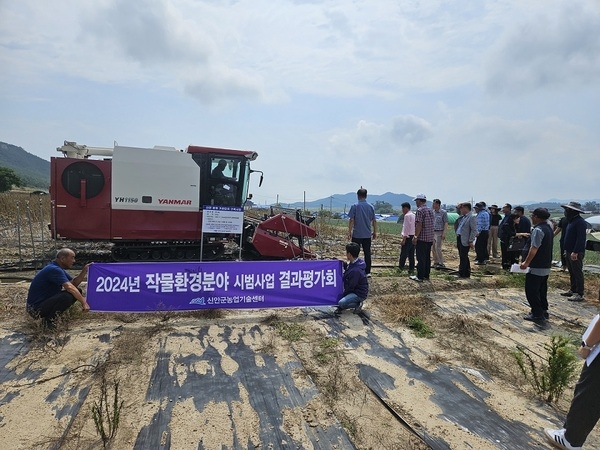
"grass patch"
447,314,480,336
314,337,341,365
407,316,434,338
494,272,526,288
376,292,433,323
275,322,306,342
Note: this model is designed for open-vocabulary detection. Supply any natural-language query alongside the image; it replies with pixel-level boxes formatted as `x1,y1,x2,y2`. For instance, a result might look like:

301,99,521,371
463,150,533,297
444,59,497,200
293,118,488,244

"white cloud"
1,0,599,206
485,1,600,95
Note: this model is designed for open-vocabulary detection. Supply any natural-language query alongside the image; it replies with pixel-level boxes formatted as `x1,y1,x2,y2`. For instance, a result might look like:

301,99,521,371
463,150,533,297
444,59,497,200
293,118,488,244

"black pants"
560,240,567,269
415,240,432,280
566,252,585,295
458,241,471,278
28,291,77,326
475,230,489,262
352,237,372,275
501,241,518,269
564,356,600,447
524,273,548,318
399,236,415,272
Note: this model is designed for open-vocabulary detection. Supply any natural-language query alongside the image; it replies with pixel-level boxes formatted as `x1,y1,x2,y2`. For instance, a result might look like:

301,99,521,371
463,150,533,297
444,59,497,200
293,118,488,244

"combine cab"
50,141,317,260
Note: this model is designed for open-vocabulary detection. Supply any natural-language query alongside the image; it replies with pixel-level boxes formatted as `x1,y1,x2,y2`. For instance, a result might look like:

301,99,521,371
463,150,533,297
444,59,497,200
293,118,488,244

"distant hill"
0,142,50,189
285,192,417,211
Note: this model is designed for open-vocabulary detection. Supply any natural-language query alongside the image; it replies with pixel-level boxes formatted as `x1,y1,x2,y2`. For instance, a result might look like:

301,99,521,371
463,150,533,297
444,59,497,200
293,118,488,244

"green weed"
314,337,341,364
92,373,125,448
513,334,578,403
275,322,306,342
407,316,434,338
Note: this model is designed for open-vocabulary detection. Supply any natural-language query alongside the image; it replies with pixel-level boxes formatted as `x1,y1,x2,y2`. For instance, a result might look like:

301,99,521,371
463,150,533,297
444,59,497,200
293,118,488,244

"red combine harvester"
50,141,317,261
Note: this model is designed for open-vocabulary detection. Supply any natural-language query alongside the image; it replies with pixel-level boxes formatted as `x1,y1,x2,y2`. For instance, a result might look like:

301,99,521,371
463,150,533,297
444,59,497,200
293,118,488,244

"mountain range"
1,141,598,210
0,141,50,189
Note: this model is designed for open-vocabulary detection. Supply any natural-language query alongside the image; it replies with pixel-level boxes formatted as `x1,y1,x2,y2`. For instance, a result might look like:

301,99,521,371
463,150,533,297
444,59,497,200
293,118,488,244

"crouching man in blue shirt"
26,248,91,328
334,242,369,315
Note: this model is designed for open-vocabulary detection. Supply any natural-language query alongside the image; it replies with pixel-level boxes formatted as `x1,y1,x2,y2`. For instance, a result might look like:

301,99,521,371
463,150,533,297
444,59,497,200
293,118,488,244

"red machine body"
50,141,317,260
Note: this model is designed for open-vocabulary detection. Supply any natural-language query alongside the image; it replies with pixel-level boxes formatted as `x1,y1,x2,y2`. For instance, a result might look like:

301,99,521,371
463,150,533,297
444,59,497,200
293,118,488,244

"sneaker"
523,313,545,323
568,293,584,302
474,261,486,265
353,302,364,314
333,307,343,316
560,290,574,297
544,428,582,450
409,275,423,282
366,273,372,278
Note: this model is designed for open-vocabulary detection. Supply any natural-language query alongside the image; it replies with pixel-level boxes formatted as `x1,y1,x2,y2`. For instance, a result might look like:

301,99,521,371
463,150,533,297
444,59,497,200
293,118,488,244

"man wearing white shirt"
398,202,415,274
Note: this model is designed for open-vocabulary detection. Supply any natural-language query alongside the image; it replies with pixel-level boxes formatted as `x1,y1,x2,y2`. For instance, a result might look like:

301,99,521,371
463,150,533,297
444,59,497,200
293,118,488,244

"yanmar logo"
114,197,138,203
158,198,192,205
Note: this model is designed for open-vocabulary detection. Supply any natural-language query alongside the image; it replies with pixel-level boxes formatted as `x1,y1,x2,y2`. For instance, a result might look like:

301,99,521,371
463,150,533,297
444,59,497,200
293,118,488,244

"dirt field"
2,244,600,449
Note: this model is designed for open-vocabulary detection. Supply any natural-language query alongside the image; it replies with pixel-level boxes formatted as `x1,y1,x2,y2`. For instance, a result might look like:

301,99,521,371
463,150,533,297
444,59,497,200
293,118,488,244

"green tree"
583,201,599,213
373,200,395,214
0,167,22,192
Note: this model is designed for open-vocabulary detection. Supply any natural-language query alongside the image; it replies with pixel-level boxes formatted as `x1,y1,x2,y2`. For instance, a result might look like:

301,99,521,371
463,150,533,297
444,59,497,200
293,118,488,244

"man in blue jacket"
335,242,369,315
560,201,588,302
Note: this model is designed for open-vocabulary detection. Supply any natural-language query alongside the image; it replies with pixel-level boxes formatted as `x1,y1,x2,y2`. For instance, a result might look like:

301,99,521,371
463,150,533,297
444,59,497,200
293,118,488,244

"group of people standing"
346,190,589,309
346,190,597,449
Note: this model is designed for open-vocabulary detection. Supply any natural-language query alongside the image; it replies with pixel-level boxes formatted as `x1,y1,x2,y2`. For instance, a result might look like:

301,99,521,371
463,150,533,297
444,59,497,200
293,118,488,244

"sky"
1,0,599,208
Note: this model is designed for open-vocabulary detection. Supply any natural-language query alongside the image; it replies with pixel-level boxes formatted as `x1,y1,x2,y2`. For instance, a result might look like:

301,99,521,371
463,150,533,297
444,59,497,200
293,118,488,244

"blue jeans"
338,293,363,310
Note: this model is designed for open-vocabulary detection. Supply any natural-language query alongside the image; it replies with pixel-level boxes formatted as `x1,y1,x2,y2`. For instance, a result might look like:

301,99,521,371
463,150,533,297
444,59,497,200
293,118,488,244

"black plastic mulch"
134,325,355,449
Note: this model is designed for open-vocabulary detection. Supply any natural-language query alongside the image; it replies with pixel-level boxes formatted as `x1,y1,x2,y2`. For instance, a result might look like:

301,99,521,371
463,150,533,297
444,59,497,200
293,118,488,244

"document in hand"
510,263,529,274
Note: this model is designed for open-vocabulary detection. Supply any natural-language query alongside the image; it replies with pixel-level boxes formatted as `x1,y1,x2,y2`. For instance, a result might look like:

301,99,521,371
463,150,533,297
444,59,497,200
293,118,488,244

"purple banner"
87,260,343,312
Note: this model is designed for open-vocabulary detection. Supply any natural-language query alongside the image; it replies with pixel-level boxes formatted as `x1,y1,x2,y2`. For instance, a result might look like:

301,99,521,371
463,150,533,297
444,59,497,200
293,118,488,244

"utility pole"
304,191,306,213
330,196,333,214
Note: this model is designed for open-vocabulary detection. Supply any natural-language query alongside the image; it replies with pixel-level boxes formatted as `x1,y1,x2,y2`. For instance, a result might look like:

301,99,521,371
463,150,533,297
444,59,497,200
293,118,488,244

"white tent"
585,215,600,231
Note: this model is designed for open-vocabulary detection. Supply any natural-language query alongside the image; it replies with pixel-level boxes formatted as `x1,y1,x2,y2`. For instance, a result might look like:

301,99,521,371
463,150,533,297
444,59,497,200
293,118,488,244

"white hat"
413,193,426,201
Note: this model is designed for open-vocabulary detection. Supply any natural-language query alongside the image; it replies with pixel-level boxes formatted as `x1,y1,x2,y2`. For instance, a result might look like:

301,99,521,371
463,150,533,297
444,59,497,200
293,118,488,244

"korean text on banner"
87,260,343,312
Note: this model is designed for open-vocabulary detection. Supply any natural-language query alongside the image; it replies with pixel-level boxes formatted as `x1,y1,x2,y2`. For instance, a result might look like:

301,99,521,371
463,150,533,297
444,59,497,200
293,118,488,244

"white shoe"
544,428,582,450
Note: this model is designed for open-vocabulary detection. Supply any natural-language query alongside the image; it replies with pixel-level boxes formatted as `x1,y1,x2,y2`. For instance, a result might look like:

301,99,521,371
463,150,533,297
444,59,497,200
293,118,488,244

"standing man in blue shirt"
26,248,91,328
474,202,490,265
348,188,377,277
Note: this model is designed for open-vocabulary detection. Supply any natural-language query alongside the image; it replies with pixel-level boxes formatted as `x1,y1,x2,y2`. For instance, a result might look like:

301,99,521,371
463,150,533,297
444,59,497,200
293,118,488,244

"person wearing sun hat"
560,201,587,301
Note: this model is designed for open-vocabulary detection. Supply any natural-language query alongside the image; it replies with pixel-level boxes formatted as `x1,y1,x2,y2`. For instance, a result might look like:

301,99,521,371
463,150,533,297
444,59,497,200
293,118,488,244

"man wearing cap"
474,202,490,265
520,208,553,324
431,199,448,269
487,205,502,260
411,194,434,282
560,201,588,301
